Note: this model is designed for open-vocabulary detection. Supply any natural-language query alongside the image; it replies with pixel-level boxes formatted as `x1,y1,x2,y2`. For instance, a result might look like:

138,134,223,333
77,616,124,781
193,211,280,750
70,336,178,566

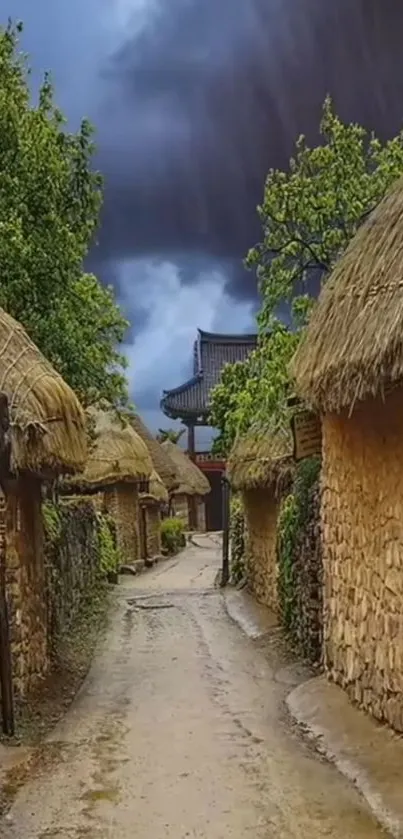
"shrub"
97,514,122,578
161,517,186,555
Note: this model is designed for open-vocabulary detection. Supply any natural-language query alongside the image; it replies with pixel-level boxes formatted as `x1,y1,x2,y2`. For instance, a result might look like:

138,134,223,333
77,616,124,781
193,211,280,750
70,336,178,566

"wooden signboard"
291,410,322,461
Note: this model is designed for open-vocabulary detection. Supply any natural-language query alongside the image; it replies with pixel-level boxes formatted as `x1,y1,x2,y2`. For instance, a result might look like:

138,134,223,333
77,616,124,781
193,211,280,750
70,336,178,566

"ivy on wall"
277,456,322,658
229,494,246,584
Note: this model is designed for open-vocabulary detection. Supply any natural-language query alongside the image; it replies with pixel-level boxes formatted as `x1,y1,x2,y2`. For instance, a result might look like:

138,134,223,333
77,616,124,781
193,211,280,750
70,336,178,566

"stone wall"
45,498,102,649
243,489,279,613
103,483,139,564
144,505,162,557
322,386,403,731
6,475,47,697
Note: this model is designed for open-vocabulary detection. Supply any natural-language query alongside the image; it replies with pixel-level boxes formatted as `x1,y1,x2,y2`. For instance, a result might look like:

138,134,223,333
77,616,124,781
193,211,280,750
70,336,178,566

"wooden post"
187,425,195,460
220,475,230,587
187,425,197,529
0,394,14,735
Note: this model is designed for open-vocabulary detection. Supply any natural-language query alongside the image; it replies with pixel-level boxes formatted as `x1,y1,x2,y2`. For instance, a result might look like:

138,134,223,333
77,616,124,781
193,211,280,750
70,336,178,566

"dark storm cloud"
93,0,403,302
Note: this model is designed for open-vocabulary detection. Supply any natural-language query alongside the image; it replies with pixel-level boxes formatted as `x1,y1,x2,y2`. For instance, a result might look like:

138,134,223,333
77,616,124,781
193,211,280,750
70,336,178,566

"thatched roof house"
64,408,154,566
69,408,152,491
227,425,293,613
291,176,403,413
161,440,210,530
129,414,178,493
291,176,403,732
0,308,87,699
161,440,210,497
0,308,87,476
227,425,293,493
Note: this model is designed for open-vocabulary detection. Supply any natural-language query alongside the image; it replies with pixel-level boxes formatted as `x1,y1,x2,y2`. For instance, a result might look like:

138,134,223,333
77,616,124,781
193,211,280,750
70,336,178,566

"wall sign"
291,410,322,461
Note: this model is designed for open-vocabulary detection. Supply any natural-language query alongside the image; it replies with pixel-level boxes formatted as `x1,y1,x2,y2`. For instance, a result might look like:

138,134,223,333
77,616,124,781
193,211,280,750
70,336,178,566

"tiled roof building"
161,330,257,423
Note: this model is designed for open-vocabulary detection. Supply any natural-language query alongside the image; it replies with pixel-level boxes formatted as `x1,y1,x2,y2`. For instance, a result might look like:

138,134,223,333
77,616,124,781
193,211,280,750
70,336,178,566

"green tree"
157,428,186,444
211,98,403,453
248,96,403,330
0,22,129,406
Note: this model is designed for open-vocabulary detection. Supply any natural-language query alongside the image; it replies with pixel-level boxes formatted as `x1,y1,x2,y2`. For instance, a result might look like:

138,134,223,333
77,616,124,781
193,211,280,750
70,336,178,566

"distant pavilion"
161,329,257,530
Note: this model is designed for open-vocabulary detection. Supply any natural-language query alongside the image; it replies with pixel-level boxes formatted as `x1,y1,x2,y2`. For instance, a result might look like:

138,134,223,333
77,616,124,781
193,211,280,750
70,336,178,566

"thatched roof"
140,469,169,505
67,408,153,490
129,414,178,492
161,440,211,497
291,177,403,413
0,308,87,475
227,425,293,493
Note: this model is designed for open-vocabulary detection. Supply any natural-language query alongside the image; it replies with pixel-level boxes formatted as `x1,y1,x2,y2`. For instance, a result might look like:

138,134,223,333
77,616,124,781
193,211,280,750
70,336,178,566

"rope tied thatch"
0,308,87,475
291,175,403,413
161,440,210,497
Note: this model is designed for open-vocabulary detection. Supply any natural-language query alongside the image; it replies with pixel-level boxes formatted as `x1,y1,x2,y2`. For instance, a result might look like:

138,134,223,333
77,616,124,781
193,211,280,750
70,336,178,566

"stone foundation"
243,489,279,613
322,387,403,731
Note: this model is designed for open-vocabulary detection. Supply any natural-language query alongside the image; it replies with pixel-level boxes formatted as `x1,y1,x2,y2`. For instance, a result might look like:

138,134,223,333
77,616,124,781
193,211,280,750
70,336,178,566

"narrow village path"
1,537,387,838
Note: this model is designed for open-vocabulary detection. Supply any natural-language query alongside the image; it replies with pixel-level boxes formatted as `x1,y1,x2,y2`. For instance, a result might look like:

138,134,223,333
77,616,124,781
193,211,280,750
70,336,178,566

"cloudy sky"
1,1,402,437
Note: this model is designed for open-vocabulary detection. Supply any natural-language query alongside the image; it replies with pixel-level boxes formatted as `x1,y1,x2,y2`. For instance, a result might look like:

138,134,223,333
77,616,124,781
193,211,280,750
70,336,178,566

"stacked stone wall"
103,483,139,564
243,489,279,613
322,387,403,730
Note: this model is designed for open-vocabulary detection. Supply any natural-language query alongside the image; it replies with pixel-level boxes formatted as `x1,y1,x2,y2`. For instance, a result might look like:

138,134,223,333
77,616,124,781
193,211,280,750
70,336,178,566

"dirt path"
1,537,387,838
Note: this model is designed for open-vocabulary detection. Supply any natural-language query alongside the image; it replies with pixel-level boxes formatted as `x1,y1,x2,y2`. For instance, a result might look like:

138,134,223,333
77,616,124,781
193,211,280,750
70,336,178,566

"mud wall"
243,489,279,613
322,387,403,731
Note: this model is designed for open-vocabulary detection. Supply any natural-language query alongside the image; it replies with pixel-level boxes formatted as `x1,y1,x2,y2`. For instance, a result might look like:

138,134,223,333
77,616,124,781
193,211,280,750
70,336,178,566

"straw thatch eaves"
140,469,169,506
0,308,87,476
128,414,178,492
67,408,153,491
161,440,211,497
227,426,294,494
291,176,403,413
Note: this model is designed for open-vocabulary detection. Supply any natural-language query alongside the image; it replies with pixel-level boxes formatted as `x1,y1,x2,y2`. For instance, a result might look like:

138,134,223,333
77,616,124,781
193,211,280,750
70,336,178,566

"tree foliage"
157,428,186,444
248,96,403,330
0,23,129,406
210,98,403,455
